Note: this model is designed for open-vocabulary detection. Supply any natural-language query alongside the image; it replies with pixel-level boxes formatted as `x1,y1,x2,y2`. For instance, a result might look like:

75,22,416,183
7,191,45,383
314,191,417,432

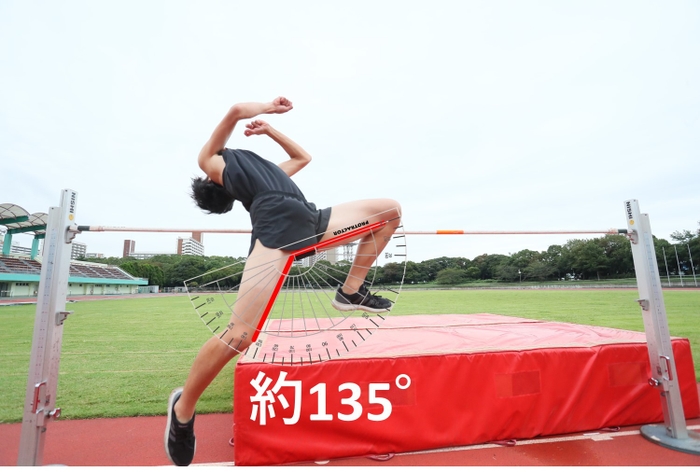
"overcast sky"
1,0,698,263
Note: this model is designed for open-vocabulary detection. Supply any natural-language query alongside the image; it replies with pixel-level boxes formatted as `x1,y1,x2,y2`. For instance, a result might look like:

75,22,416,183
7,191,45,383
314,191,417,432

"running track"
1,413,699,466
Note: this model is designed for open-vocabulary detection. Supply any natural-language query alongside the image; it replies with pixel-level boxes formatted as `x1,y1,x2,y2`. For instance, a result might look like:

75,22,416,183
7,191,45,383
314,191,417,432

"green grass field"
1,289,698,424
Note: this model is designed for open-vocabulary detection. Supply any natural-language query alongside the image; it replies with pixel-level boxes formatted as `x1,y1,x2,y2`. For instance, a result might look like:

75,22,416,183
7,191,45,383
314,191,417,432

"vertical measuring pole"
17,189,78,465
624,199,700,455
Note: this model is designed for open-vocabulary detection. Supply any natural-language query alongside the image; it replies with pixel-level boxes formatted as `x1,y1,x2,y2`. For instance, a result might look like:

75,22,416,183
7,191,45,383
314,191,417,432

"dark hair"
190,176,235,214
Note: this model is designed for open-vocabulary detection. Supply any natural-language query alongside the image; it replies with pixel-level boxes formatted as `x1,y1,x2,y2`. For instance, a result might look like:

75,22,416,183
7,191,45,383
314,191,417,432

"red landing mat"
233,314,699,466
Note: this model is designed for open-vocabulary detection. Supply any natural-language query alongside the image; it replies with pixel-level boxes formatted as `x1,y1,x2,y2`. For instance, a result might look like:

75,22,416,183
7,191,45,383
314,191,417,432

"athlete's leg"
319,198,402,295
174,240,289,423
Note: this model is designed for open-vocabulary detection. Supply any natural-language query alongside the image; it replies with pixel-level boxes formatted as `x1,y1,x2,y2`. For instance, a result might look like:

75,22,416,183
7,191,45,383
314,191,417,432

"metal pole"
687,243,698,287
674,246,684,287
17,190,78,466
662,247,672,287
624,199,700,455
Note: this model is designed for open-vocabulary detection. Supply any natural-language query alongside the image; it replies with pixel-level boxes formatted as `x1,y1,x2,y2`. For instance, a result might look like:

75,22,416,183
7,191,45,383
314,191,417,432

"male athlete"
165,96,401,466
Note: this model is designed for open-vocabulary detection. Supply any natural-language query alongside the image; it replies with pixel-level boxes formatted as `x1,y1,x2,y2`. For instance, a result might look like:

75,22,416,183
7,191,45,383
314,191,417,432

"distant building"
1,231,37,257
122,239,174,260
10,245,31,256
123,240,136,258
294,251,324,267
85,252,104,259
293,247,342,267
340,243,356,262
177,237,204,256
71,241,87,260
129,252,176,260
122,236,206,259
327,247,339,265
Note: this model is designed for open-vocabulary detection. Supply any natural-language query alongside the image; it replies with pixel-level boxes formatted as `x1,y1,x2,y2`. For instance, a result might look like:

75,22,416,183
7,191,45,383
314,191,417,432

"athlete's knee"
382,198,402,224
384,198,401,210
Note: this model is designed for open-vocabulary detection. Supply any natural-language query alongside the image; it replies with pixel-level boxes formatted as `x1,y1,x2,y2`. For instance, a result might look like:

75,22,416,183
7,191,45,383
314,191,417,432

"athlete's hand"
270,96,293,114
244,120,272,137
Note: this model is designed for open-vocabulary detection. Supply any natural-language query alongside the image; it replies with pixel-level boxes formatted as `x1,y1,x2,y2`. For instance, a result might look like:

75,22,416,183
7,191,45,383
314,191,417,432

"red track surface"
1,405,699,466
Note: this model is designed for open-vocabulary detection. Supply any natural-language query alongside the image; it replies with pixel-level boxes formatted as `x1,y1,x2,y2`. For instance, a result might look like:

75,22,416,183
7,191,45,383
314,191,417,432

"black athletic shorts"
248,191,331,254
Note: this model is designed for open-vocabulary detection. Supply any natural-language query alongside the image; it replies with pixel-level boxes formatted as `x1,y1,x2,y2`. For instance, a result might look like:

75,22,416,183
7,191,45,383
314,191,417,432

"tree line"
82,225,699,287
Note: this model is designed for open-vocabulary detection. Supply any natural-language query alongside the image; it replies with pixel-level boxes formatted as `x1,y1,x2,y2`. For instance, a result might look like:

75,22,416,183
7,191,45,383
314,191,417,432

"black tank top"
218,148,306,212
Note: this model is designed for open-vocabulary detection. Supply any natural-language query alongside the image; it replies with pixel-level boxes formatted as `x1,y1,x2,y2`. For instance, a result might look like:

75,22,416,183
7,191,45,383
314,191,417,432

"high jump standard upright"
624,199,700,454
17,189,79,465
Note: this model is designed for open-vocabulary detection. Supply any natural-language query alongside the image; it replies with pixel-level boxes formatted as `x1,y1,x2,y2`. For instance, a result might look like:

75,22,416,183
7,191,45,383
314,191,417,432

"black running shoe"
331,284,392,313
165,387,196,466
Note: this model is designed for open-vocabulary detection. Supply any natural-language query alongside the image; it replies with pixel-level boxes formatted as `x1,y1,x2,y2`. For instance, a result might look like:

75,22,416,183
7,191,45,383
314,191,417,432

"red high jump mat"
232,314,699,466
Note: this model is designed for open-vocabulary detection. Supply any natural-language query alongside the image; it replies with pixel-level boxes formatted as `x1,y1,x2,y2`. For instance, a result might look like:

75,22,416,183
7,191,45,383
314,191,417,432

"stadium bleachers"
1,256,134,280
0,257,42,274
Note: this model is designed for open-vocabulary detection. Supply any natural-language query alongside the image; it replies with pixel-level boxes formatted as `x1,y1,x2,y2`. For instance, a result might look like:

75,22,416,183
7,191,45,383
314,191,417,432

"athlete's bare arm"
244,120,312,177
198,97,293,183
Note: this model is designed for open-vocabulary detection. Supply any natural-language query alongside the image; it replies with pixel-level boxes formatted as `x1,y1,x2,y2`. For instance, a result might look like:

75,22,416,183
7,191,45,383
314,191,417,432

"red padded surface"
233,314,699,466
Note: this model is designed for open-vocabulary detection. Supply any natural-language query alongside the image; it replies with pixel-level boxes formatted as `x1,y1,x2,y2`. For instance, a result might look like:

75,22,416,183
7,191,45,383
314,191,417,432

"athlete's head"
190,176,234,214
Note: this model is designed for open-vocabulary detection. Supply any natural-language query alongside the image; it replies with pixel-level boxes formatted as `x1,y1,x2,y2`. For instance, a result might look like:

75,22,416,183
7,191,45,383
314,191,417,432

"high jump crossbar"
18,193,699,465
76,225,626,236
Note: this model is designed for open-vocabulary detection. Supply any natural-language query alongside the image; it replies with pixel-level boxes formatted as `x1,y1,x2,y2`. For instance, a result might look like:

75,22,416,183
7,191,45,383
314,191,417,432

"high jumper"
164,96,401,466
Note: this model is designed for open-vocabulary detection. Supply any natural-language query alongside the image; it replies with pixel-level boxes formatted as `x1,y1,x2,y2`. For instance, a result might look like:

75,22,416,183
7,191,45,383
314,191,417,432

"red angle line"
251,255,295,343
250,220,388,343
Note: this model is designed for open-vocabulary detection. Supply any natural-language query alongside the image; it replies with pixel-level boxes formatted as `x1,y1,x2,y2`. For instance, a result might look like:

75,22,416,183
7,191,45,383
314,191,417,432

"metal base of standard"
640,424,700,456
